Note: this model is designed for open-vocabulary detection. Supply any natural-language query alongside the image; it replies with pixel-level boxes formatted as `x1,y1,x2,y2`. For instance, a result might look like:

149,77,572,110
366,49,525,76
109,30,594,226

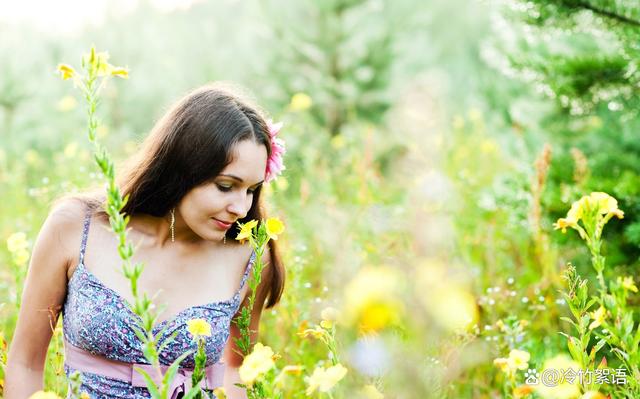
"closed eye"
216,184,258,194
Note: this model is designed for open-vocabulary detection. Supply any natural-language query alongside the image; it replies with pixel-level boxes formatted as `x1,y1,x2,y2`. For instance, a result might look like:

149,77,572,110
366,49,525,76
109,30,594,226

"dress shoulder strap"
78,206,93,266
237,249,257,293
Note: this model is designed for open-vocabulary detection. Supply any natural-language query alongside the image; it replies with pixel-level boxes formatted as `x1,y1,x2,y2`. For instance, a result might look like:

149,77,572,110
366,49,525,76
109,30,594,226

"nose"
227,191,252,218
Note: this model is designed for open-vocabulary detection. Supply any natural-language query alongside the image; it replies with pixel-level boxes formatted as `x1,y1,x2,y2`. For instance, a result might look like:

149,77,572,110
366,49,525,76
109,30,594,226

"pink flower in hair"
265,119,286,183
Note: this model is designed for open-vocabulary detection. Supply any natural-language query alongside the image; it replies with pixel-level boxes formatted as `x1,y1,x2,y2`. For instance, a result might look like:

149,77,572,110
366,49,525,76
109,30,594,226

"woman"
5,84,286,398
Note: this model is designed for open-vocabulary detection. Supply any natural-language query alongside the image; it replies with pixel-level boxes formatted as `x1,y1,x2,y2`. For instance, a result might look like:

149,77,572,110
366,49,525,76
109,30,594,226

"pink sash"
64,339,225,399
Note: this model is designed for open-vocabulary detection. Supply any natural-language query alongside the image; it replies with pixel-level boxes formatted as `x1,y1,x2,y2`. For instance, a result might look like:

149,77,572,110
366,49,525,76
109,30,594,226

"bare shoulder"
43,198,90,273
4,198,89,371
50,197,89,220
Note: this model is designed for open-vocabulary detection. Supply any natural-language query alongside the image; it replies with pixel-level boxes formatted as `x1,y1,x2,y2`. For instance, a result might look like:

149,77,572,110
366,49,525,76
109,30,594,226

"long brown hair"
55,83,285,308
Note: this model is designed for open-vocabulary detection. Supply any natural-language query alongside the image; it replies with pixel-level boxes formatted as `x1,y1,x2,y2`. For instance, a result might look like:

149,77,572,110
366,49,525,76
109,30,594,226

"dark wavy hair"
55,83,284,308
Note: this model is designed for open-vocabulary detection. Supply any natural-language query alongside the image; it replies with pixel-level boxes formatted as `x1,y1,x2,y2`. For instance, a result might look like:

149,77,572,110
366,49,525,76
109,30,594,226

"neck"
129,211,204,249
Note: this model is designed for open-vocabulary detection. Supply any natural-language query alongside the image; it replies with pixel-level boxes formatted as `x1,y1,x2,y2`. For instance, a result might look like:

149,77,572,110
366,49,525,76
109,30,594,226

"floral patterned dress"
62,207,256,398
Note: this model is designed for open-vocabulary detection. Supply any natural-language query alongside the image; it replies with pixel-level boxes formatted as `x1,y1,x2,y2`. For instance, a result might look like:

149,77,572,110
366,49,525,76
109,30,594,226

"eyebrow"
219,174,264,186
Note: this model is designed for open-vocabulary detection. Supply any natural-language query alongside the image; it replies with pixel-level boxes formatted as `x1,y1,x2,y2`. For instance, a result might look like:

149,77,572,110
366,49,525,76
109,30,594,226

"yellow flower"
111,67,129,79
566,200,583,222
212,387,227,399
588,306,606,330
415,259,479,332
554,200,582,233
555,192,624,234
480,139,497,154
580,392,606,399
238,343,275,385
25,149,40,165
282,364,304,375
57,64,76,80
274,365,305,387
359,302,398,333
236,219,258,243
493,349,530,374
186,318,211,337
28,392,62,399
297,327,327,341
513,385,535,398
7,232,28,253
590,192,621,216
509,349,530,370
64,142,79,158
536,355,581,399
618,276,638,293
82,47,116,77
95,51,111,76
493,357,510,372
427,285,478,332
360,384,384,399
344,267,404,333
330,134,346,149
57,96,77,112
579,192,624,219
320,307,339,329
289,92,312,111
13,249,30,266
80,393,90,399
265,217,285,240
306,364,348,395
275,176,289,191
553,217,575,233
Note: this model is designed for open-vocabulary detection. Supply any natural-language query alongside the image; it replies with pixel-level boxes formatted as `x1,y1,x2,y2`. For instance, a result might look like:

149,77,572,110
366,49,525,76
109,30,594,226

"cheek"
195,186,226,208
181,188,216,214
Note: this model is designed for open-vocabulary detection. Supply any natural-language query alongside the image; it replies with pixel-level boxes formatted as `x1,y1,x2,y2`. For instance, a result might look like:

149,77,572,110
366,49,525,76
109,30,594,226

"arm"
222,247,272,399
4,200,83,398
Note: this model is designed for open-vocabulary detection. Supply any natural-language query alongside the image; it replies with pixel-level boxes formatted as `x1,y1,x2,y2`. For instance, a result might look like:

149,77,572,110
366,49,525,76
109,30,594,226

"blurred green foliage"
3,0,639,397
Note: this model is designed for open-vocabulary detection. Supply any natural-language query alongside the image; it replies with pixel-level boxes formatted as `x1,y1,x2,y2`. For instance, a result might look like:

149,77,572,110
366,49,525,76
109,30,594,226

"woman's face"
178,139,268,242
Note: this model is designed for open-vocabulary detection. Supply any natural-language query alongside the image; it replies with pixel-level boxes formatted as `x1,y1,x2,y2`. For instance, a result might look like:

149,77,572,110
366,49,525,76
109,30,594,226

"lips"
212,218,234,229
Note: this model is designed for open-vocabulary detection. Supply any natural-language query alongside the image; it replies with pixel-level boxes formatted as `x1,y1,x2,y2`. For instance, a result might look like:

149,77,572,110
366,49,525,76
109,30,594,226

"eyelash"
217,184,257,194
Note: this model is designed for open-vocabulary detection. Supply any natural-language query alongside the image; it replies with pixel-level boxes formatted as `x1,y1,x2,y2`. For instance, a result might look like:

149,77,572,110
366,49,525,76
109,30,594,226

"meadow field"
2,1,640,398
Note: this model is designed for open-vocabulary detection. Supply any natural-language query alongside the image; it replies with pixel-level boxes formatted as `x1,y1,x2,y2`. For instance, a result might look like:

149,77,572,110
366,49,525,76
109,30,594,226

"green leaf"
560,317,578,329
593,339,607,355
182,385,204,399
161,350,195,395
567,336,583,363
612,348,629,361
132,366,162,398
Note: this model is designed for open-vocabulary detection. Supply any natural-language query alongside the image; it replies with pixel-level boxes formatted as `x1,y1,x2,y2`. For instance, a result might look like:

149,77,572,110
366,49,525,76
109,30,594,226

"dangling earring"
170,208,175,243
223,235,227,245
